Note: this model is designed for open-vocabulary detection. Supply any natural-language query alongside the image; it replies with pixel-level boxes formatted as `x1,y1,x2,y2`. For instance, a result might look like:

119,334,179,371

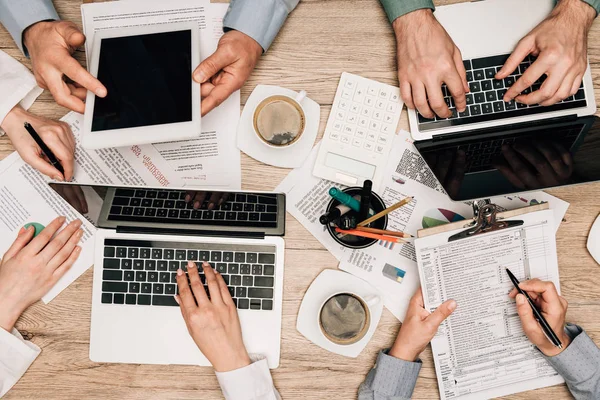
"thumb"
426,299,457,328
496,37,532,79
61,23,86,49
193,49,232,84
515,293,539,334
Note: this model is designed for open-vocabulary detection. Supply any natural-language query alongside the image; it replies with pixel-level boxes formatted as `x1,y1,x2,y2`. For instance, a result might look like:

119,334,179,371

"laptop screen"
414,116,600,201
47,184,285,236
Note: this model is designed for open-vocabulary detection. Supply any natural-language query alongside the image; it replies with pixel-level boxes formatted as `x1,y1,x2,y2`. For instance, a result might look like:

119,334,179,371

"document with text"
415,209,564,399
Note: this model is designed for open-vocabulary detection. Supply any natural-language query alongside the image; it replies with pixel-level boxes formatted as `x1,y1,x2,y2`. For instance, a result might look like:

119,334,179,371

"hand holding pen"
507,274,571,356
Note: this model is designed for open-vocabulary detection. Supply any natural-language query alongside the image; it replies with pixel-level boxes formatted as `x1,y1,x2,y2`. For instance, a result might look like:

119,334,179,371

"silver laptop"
49,183,286,367
409,0,597,141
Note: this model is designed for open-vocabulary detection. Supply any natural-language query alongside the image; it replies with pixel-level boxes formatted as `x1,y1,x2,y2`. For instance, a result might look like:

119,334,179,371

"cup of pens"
320,181,411,249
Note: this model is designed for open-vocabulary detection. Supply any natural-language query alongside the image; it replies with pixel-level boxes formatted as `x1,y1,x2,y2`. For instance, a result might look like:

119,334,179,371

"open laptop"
409,0,597,140
48,184,286,367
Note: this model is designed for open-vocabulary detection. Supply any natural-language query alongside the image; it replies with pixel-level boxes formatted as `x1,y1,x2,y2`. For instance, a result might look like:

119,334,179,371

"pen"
24,122,64,176
505,268,562,349
320,195,360,225
359,180,372,222
329,187,361,212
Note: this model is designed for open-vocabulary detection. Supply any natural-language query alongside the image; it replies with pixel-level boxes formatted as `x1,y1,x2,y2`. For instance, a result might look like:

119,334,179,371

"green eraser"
24,222,45,237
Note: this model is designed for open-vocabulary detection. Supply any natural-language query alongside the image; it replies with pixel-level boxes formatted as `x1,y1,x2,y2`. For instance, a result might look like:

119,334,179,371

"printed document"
415,209,564,399
81,0,241,188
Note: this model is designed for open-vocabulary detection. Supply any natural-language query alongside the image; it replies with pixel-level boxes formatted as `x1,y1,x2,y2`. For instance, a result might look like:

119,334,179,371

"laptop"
48,184,286,367
409,0,597,141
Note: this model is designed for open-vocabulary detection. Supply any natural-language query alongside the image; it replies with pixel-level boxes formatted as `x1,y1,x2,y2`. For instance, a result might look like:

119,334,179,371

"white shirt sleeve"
214,355,281,400
0,50,43,136
0,327,41,397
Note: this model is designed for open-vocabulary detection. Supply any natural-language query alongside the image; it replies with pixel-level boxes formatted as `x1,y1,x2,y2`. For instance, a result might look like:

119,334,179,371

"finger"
208,192,222,210
412,82,435,119
59,122,76,153
176,267,199,312
534,141,569,179
409,288,425,308
570,74,584,97
426,299,457,328
45,70,86,113
51,246,81,281
559,296,568,310
201,81,238,116
193,49,234,84
67,83,88,100
448,56,467,112
505,66,544,102
200,82,215,98
40,219,82,264
61,56,107,98
513,144,558,185
3,226,35,260
515,293,540,334
215,271,234,307
399,81,414,110
540,72,578,106
193,192,208,209
516,69,564,106
551,142,573,167
44,137,74,181
453,50,470,94
24,216,66,255
22,151,65,181
187,261,209,306
518,280,561,304
502,145,539,189
497,37,533,80
425,80,450,118
47,226,83,271
203,262,223,305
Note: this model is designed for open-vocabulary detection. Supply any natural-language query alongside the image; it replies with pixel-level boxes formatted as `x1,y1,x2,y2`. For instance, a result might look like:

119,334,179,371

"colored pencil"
357,196,413,227
355,226,413,238
335,228,406,243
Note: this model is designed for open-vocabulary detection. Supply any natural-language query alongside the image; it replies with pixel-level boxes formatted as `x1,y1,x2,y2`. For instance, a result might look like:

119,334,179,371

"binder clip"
449,203,524,242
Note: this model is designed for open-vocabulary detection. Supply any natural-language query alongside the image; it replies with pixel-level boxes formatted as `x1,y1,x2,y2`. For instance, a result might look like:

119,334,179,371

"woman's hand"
0,216,83,332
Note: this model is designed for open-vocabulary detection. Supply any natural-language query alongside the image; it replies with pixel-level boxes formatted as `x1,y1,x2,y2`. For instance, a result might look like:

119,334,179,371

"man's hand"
0,216,83,332
389,288,456,362
1,106,75,181
23,21,107,113
194,30,262,116
509,279,571,356
176,261,251,372
392,9,468,119
498,0,596,106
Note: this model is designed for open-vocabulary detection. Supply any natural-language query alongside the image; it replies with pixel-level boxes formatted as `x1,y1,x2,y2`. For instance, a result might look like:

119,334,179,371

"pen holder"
325,187,387,249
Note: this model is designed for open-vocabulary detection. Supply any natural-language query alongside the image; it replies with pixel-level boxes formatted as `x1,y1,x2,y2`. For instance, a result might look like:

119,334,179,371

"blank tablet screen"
92,30,192,132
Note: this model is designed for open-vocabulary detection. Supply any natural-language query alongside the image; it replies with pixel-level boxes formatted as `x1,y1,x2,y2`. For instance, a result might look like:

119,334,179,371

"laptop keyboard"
108,189,279,228
101,239,276,310
417,54,587,131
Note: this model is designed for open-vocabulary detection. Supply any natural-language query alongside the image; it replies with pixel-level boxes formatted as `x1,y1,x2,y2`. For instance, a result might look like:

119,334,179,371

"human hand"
184,191,230,210
176,261,251,372
494,141,573,190
23,21,107,113
509,279,571,356
1,106,75,181
193,30,262,116
392,9,468,119
498,0,595,106
0,216,83,332
389,288,456,362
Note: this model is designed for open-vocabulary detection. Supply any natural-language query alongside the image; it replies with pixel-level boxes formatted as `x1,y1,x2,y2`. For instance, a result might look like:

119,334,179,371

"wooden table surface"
1,1,600,399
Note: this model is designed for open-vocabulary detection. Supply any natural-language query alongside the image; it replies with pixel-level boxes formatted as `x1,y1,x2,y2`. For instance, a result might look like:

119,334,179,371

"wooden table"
1,1,599,398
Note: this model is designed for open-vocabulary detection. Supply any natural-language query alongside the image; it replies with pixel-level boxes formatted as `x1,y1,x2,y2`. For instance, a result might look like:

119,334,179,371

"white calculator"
313,72,403,186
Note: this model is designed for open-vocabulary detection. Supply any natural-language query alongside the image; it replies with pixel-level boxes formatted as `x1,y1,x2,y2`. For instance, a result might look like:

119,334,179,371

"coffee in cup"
253,92,306,147
319,292,374,345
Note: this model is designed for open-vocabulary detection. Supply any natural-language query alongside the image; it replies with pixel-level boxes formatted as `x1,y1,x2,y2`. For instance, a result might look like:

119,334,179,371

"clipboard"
417,202,550,241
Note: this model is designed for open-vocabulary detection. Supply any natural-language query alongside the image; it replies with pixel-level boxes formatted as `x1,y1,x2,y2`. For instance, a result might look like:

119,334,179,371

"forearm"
358,350,421,400
557,0,600,16
223,0,301,51
0,0,59,55
378,0,434,24
215,356,280,400
543,324,600,399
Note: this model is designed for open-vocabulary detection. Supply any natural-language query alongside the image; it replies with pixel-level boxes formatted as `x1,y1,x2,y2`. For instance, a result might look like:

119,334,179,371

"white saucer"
237,85,320,168
296,269,383,358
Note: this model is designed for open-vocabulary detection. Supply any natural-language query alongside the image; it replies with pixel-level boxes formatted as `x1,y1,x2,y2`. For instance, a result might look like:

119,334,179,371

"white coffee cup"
317,292,380,345
252,90,307,149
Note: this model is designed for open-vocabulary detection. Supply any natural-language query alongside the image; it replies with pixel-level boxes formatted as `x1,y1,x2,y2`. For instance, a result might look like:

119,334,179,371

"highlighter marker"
329,188,362,212
319,195,360,225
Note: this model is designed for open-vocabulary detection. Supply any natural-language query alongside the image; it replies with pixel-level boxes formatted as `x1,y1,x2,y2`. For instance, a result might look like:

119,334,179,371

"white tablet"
83,23,201,149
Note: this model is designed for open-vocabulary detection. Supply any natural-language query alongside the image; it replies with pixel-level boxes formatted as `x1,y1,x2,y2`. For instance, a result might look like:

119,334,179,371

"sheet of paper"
62,112,183,187
415,209,564,399
0,153,98,303
81,0,241,189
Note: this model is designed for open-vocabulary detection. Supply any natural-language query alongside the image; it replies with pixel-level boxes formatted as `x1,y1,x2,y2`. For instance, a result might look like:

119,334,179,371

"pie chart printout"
422,208,466,228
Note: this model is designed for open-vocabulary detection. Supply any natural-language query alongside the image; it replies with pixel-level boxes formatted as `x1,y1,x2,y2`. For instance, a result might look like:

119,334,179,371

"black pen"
506,268,562,349
359,180,372,222
24,122,64,176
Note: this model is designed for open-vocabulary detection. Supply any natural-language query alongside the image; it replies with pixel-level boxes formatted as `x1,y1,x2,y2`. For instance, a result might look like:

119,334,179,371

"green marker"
24,222,45,238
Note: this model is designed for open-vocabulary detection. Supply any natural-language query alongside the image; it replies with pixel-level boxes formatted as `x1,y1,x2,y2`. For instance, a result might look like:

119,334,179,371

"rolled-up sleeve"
378,0,435,24
358,350,422,400
223,0,300,51
542,324,600,400
215,355,280,400
0,0,59,54
0,328,41,397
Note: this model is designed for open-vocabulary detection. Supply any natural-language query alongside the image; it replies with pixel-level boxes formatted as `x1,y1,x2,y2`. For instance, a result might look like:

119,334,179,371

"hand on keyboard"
176,261,252,372
0,216,83,332
184,191,230,210
493,141,573,190
497,0,595,106
392,9,468,119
